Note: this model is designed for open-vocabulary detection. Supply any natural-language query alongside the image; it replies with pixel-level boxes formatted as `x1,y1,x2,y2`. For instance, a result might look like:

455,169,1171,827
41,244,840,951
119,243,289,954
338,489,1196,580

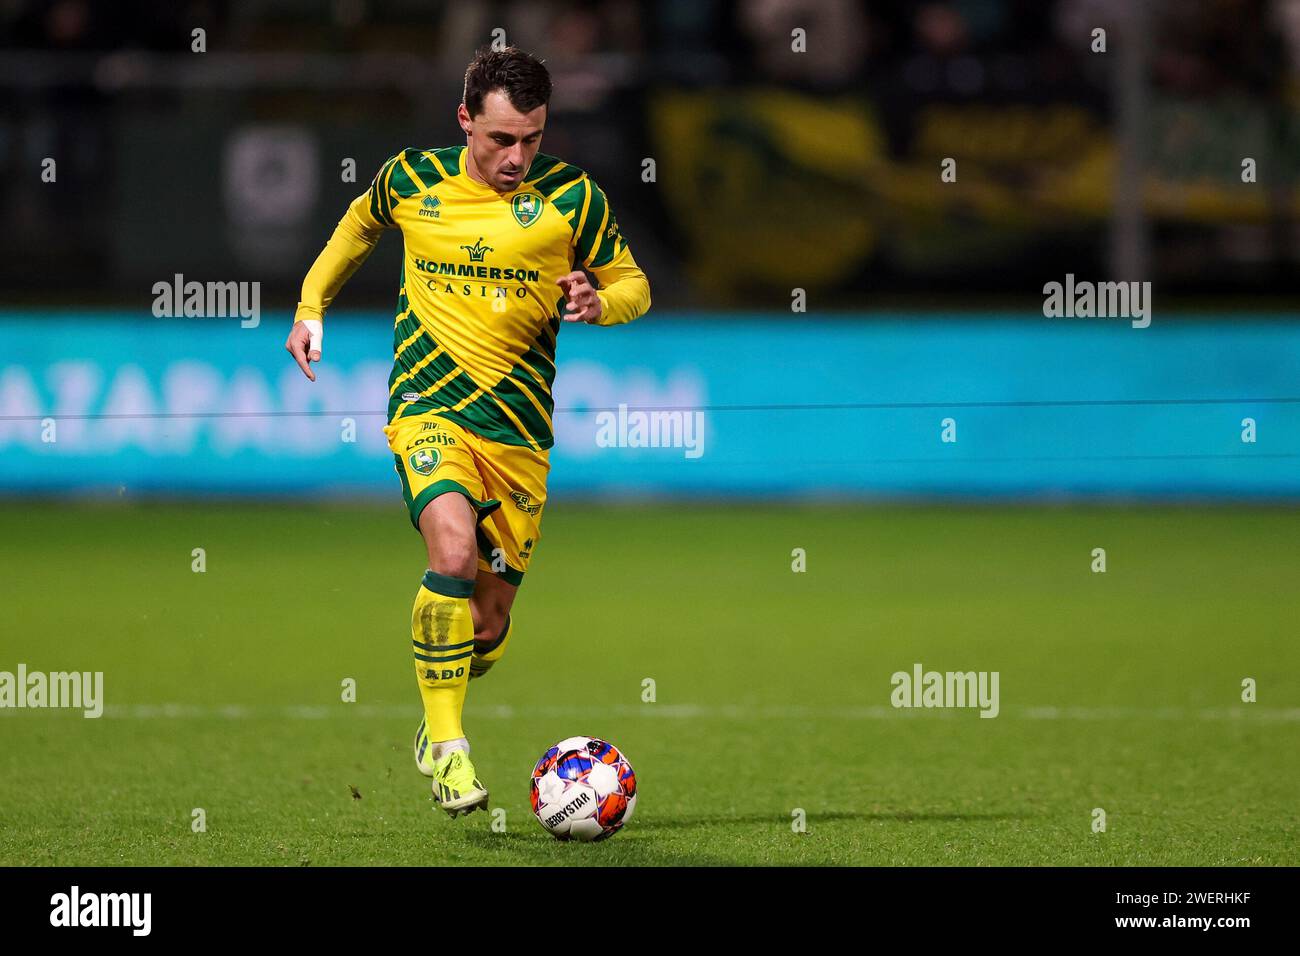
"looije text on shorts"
891,663,1000,718
1042,273,1151,328
595,402,704,459
50,886,151,936
151,272,261,327
0,663,103,718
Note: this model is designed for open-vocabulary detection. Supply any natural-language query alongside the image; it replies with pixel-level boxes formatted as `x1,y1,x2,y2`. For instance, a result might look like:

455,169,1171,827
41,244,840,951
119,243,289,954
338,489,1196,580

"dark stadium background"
5,0,1298,308
0,0,1296,869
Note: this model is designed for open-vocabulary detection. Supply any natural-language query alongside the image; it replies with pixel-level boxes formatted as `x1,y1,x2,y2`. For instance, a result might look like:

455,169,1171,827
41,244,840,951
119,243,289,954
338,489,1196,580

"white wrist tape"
302,318,323,354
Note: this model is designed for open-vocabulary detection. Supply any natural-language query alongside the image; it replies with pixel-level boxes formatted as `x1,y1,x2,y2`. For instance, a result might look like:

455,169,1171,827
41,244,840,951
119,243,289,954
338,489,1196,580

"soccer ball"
530,736,637,841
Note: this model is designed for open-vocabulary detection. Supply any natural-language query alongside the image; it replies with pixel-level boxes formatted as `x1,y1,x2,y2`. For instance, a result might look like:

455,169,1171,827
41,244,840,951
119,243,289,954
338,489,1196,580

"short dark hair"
463,46,552,118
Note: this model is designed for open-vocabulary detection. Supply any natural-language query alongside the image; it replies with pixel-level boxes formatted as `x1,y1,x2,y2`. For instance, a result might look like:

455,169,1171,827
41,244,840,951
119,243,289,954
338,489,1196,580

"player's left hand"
557,271,601,324
285,319,323,381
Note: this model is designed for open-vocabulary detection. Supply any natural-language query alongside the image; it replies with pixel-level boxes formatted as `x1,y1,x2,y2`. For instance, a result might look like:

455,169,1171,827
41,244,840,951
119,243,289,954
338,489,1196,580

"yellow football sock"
412,570,476,742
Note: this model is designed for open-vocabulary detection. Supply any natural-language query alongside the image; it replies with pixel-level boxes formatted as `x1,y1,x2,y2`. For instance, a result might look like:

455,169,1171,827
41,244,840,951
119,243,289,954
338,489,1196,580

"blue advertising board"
1,312,1297,499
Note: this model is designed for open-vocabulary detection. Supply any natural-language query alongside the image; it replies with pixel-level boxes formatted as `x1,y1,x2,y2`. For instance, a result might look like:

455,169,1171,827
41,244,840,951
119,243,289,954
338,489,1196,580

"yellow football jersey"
296,145,651,450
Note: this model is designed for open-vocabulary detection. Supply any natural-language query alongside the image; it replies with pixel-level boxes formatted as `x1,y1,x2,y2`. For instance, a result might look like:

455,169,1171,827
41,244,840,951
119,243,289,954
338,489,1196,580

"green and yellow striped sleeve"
572,178,650,327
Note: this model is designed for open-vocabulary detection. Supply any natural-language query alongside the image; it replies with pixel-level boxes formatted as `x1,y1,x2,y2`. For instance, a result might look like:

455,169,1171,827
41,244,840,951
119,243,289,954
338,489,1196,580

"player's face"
458,90,546,193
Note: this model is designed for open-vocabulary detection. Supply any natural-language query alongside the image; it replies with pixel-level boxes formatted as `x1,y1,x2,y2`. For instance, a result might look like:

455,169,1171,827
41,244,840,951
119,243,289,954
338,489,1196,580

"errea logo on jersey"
419,194,441,218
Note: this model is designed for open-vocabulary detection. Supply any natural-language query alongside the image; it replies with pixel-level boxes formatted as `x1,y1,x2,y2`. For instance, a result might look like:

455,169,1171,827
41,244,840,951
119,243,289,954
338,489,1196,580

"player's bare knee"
423,531,476,579
418,524,476,579
417,494,478,580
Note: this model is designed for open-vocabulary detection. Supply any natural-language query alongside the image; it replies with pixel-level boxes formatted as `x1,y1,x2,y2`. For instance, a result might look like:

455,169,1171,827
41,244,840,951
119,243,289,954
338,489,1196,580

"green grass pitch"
1,501,1296,866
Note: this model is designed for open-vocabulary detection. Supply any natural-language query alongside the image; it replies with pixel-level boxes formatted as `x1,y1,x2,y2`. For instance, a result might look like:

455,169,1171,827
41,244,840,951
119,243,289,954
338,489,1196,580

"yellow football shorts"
385,413,549,586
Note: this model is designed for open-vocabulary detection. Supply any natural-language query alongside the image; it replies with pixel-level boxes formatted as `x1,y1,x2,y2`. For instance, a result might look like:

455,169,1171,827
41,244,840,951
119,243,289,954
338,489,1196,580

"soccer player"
284,47,650,817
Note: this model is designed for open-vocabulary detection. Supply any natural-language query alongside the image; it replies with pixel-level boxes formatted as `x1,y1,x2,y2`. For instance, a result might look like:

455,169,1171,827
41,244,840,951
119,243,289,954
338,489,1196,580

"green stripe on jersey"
574,183,608,264
388,354,481,416
370,156,399,225
388,159,421,202
386,298,561,450
390,344,459,396
533,165,585,199
398,148,450,195
589,227,623,268
427,396,542,448
530,316,560,364
518,344,556,388
392,313,420,348
551,179,587,223
388,374,476,424
408,365,555,449
524,153,564,184
433,146,464,176
374,146,465,222
491,375,552,440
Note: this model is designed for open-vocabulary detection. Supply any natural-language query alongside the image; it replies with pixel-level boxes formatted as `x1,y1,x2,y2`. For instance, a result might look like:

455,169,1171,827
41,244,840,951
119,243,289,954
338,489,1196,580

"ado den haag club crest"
511,192,543,227
408,448,440,476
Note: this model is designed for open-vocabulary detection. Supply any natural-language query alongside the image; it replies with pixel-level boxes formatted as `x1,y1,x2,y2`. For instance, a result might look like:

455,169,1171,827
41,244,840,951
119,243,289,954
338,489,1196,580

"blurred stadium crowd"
2,0,1298,307
5,0,1295,91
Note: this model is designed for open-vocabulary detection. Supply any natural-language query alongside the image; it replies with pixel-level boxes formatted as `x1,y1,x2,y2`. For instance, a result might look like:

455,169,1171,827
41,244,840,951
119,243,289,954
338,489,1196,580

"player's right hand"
286,319,323,381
